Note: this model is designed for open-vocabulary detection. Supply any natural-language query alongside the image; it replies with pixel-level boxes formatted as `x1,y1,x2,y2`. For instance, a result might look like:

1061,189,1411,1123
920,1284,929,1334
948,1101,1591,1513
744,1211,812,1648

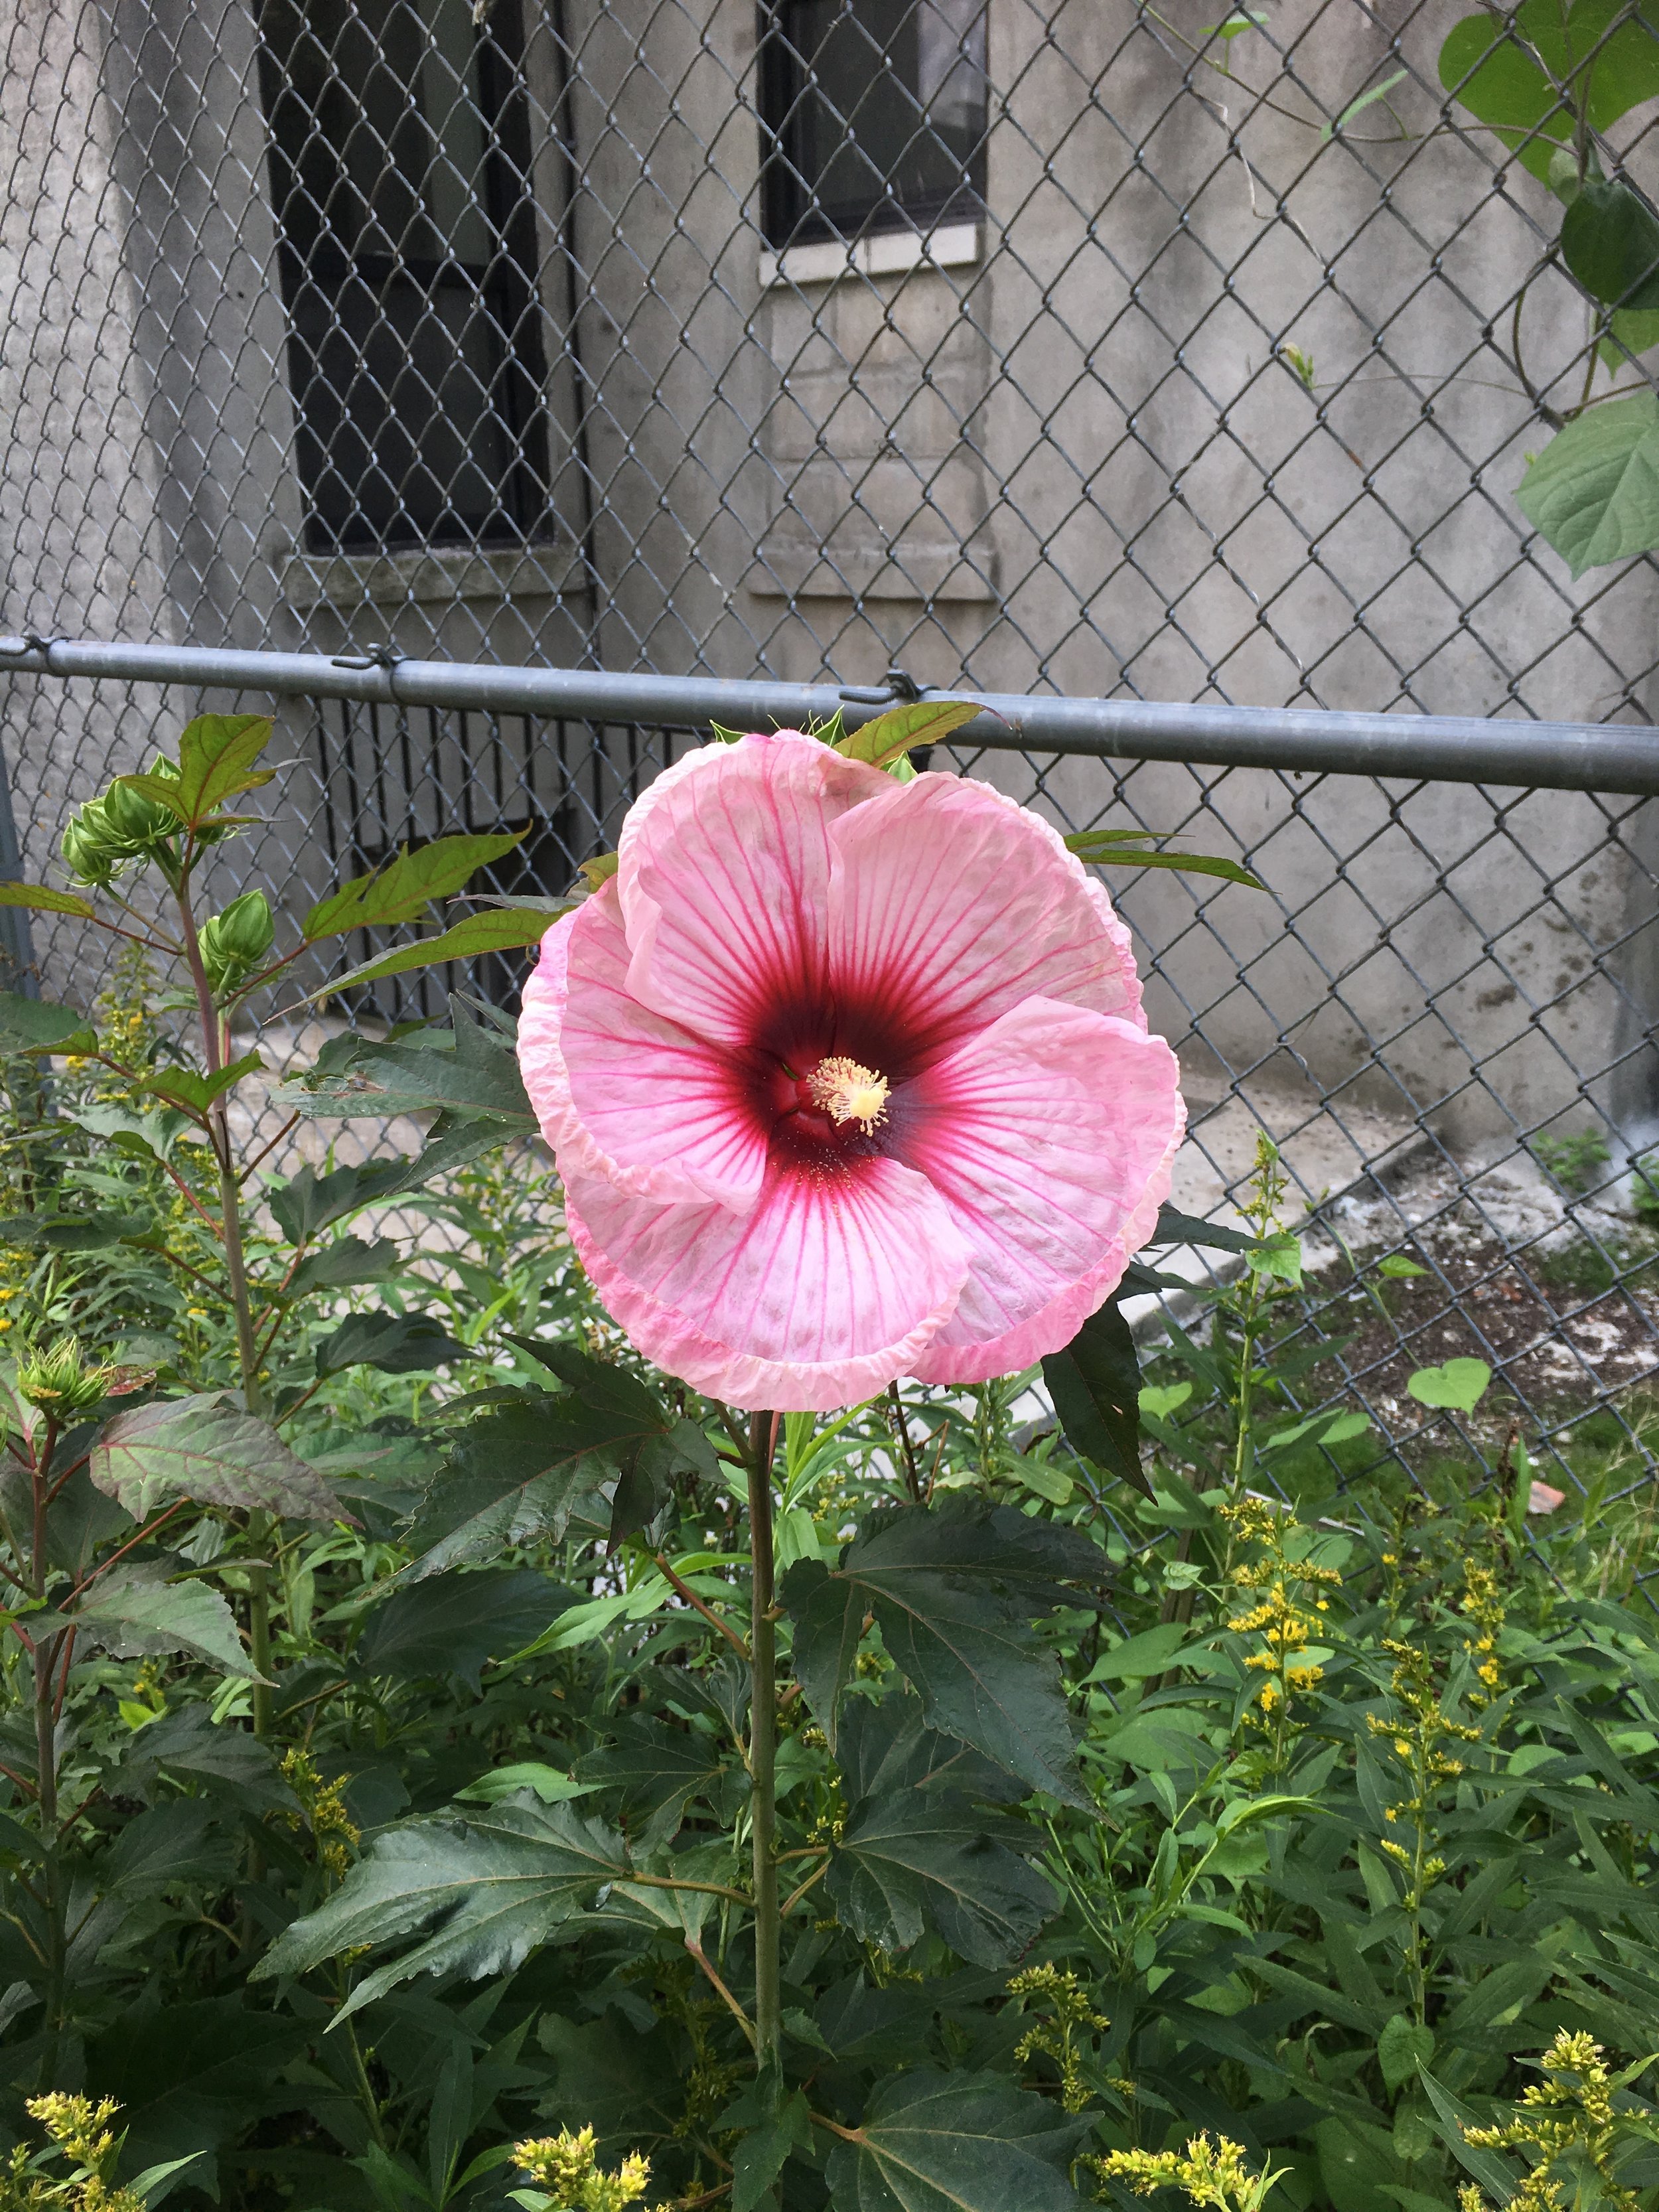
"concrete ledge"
281,545,588,610
758,222,982,290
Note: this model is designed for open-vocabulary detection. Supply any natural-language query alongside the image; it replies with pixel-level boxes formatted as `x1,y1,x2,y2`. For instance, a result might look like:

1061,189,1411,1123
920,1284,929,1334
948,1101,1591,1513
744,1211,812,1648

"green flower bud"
101,775,179,853
60,801,118,886
17,1336,113,1416
200,890,275,999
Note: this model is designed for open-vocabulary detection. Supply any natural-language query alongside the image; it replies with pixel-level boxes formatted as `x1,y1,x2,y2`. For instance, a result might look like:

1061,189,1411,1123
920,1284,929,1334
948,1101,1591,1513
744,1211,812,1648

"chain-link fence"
2,0,1659,1508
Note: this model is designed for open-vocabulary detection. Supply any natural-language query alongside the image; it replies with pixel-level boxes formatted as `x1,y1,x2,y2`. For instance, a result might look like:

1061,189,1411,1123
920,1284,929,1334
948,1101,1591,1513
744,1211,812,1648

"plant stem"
175,871,273,1735
747,1410,781,2073
29,1418,64,2079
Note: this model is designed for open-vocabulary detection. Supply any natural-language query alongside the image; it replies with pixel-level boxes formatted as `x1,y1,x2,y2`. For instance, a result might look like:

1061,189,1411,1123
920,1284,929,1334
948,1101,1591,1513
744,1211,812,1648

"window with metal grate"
256,0,552,552
758,0,988,248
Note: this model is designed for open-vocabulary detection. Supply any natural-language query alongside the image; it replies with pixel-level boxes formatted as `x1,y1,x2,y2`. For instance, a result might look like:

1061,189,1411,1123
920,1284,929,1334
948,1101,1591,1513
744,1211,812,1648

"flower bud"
101,775,179,854
60,801,118,886
200,890,275,998
17,1337,113,1415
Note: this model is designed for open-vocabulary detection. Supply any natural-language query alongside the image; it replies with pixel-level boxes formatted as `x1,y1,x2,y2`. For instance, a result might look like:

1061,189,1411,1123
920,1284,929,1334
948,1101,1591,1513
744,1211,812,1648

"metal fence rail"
4,641,1659,1533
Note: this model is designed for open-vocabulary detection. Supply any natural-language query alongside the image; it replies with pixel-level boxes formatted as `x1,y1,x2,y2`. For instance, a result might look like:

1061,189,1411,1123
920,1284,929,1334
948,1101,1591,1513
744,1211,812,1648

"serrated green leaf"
315,1311,469,1377
781,1505,1102,1803
251,1798,629,2020
275,1021,536,1127
835,698,983,767
284,1234,401,1300
407,1374,715,1578
824,2069,1087,2212
68,1560,259,1678
1043,1300,1146,1498
1378,2014,1435,2094
309,909,555,1002
90,1394,349,1521
66,1099,198,1163
304,831,530,940
0,883,95,917
1518,391,1659,579
0,990,98,1057
731,2091,812,2212
355,1568,561,1691
119,715,275,828
268,1120,505,1236
828,1787,1054,1966
139,1049,263,1118
579,852,618,889
576,1713,736,1852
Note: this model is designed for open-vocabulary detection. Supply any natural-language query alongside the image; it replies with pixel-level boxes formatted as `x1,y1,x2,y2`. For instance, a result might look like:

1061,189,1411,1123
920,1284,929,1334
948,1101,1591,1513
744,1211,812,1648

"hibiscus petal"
524,885,767,1209
891,996,1185,1385
618,731,889,1046
826,773,1145,1064
561,1152,971,1413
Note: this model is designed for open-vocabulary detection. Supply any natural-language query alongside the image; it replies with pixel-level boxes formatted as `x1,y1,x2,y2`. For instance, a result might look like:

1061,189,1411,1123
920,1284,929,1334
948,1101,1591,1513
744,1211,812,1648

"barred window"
760,0,989,249
257,0,551,552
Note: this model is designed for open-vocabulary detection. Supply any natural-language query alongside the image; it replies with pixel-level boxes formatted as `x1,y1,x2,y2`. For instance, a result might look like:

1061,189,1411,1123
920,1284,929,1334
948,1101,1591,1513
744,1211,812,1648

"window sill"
758,220,982,291
281,544,588,609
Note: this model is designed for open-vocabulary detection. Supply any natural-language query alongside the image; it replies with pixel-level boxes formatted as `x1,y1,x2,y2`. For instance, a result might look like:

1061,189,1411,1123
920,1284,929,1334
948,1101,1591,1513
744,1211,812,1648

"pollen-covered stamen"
807,1055,890,1132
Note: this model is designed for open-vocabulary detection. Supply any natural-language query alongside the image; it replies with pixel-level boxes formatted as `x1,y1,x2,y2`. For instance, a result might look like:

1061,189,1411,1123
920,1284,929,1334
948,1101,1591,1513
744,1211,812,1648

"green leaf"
1064,830,1263,889
90,1394,349,1520
835,698,984,767
276,1016,536,1127
1562,176,1659,311
309,909,556,1002
1519,390,1659,577
1602,305,1659,364
454,1763,592,1806
315,1311,470,1377
1043,1300,1146,1497
824,2069,1087,2212
285,1235,401,1299
304,831,530,940
407,1366,715,1577
828,1783,1054,1967
355,1568,562,1691
0,990,98,1057
1419,2069,1520,2201
120,715,275,827
1406,1357,1491,1412
1321,66,1407,141
1378,1254,1429,1278
732,2091,812,2212
268,1122,506,1238
139,1050,263,1118
1378,2014,1435,2095
66,1099,198,1163
1149,1203,1258,1252
1438,0,1659,184
0,883,95,917
781,1505,1102,1803
68,1560,259,1678
251,1798,629,2020
579,851,619,889
575,1712,737,1851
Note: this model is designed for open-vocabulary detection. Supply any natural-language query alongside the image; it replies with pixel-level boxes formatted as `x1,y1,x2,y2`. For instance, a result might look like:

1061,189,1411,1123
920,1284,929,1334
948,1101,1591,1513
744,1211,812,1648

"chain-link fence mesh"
2,0,1659,1513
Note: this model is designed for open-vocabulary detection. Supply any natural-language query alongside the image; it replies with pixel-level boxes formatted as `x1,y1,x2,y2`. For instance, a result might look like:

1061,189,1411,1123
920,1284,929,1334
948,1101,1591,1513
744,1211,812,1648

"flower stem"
747,1410,781,2073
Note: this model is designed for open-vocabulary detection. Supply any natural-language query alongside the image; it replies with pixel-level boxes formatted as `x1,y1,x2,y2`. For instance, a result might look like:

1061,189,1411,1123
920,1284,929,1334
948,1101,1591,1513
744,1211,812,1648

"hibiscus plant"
0,707,1650,2212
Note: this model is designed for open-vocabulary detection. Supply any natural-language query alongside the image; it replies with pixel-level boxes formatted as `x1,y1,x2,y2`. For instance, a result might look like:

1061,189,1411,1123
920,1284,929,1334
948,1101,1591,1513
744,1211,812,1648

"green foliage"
9,718,1659,2212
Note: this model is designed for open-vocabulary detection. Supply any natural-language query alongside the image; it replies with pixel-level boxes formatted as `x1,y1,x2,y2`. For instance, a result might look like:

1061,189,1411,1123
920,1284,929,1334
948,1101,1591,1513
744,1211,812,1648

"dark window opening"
759,0,987,248
257,0,551,552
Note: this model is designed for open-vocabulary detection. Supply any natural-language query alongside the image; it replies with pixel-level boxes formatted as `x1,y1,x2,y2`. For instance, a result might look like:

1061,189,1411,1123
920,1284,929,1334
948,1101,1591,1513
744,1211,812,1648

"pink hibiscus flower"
518,731,1185,1412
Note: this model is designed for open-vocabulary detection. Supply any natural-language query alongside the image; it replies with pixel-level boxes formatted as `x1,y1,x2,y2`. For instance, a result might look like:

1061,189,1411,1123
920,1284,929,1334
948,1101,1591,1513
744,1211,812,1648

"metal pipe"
3,634,1658,794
